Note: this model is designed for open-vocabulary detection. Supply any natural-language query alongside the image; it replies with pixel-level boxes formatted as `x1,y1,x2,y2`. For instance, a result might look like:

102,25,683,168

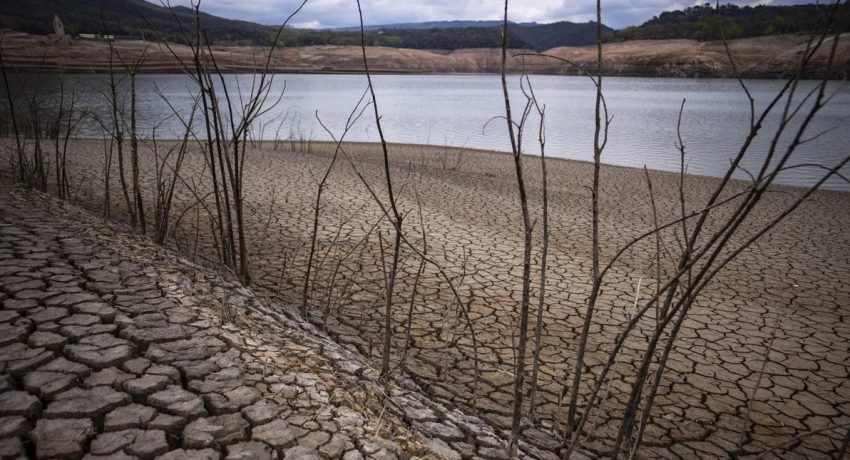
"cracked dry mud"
2,138,850,459
0,181,541,459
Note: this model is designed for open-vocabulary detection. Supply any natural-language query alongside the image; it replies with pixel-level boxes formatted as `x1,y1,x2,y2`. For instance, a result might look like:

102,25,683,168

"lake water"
4,73,849,190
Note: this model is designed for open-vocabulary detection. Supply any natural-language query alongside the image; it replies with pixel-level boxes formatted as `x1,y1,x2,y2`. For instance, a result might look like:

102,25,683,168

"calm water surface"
5,73,850,190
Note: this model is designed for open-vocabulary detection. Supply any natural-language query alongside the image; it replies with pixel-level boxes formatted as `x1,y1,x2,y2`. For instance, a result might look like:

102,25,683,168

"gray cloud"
168,0,819,29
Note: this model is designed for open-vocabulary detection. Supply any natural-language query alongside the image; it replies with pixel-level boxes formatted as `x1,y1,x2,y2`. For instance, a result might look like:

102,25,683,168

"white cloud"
169,0,818,29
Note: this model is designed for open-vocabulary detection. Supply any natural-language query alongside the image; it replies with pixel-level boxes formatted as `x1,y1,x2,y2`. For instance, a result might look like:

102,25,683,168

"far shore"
1,31,847,79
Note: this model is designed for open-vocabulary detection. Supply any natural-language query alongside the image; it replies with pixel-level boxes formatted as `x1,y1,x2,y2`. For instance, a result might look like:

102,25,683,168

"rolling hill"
0,0,608,50
612,2,850,42
0,0,278,45
0,0,847,62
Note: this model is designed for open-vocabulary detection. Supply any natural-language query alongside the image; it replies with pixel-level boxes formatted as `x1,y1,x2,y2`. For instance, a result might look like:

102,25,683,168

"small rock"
319,433,348,458
418,422,464,442
343,450,364,460
89,429,170,457
242,400,279,425
360,438,398,460
30,418,95,459
175,361,220,381
189,367,243,394
226,441,274,460
206,386,261,414
0,391,41,419
38,357,91,377
84,366,134,389
451,441,475,458
45,386,129,419
44,292,100,307
0,415,31,438
104,404,158,431
426,439,462,460
23,371,77,400
0,321,29,347
60,323,118,341
155,448,220,460
149,413,187,435
0,311,19,324
59,314,101,327
148,364,182,383
27,331,67,351
183,413,249,449
252,419,296,451
3,299,37,311
523,428,561,451
121,324,195,345
477,447,511,460
395,399,436,423
121,357,152,375
0,343,54,376
28,307,70,324
124,374,170,397
335,406,365,429
148,386,207,418
145,337,226,364
300,431,330,449
284,446,321,459
72,302,117,322
65,333,135,369
0,437,24,459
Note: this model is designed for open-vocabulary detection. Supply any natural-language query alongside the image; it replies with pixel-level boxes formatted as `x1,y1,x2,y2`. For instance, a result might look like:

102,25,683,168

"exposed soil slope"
2,139,848,457
0,177,544,459
1,32,847,78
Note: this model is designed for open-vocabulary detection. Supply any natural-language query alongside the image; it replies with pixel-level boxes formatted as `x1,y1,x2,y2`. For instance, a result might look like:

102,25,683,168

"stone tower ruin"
53,14,65,37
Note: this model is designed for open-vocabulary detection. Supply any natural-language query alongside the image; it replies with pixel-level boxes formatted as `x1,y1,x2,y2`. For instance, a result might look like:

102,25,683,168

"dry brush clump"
0,40,89,196
496,1,850,458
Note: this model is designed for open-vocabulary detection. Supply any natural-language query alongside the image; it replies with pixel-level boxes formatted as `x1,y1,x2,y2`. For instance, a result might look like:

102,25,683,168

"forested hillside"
612,2,850,42
0,0,599,50
273,26,529,50
0,0,277,44
1,0,847,51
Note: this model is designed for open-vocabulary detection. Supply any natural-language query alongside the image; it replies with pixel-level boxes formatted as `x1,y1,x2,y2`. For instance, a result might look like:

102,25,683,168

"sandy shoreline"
2,138,849,456
63,138,850,194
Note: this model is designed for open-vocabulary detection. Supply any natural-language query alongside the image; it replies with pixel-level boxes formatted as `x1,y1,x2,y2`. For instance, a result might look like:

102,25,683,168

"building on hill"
49,14,72,46
53,15,65,37
78,33,116,40
0,29,28,38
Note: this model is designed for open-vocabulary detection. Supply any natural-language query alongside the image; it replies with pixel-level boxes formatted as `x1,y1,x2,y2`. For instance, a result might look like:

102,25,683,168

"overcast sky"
166,0,820,29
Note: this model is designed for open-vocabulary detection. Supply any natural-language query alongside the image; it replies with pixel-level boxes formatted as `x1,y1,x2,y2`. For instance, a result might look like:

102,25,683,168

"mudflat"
3,138,849,457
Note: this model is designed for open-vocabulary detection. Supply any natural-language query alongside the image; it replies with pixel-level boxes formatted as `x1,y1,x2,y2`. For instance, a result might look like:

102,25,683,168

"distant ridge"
512,21,611,49
612,3,850,41
0,0,590,50
334,20,611,51
0,0,608,50
1,0,845,52
334,20,538,31
0,0,279,45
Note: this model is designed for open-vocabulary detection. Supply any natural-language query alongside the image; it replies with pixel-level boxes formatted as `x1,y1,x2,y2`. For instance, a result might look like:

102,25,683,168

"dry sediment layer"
0,32,847,78
2,139,850,458
0,177,547,460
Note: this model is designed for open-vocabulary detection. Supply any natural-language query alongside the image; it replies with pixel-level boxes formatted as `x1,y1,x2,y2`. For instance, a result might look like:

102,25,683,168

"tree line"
6,0,846,52
611,2,850,42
